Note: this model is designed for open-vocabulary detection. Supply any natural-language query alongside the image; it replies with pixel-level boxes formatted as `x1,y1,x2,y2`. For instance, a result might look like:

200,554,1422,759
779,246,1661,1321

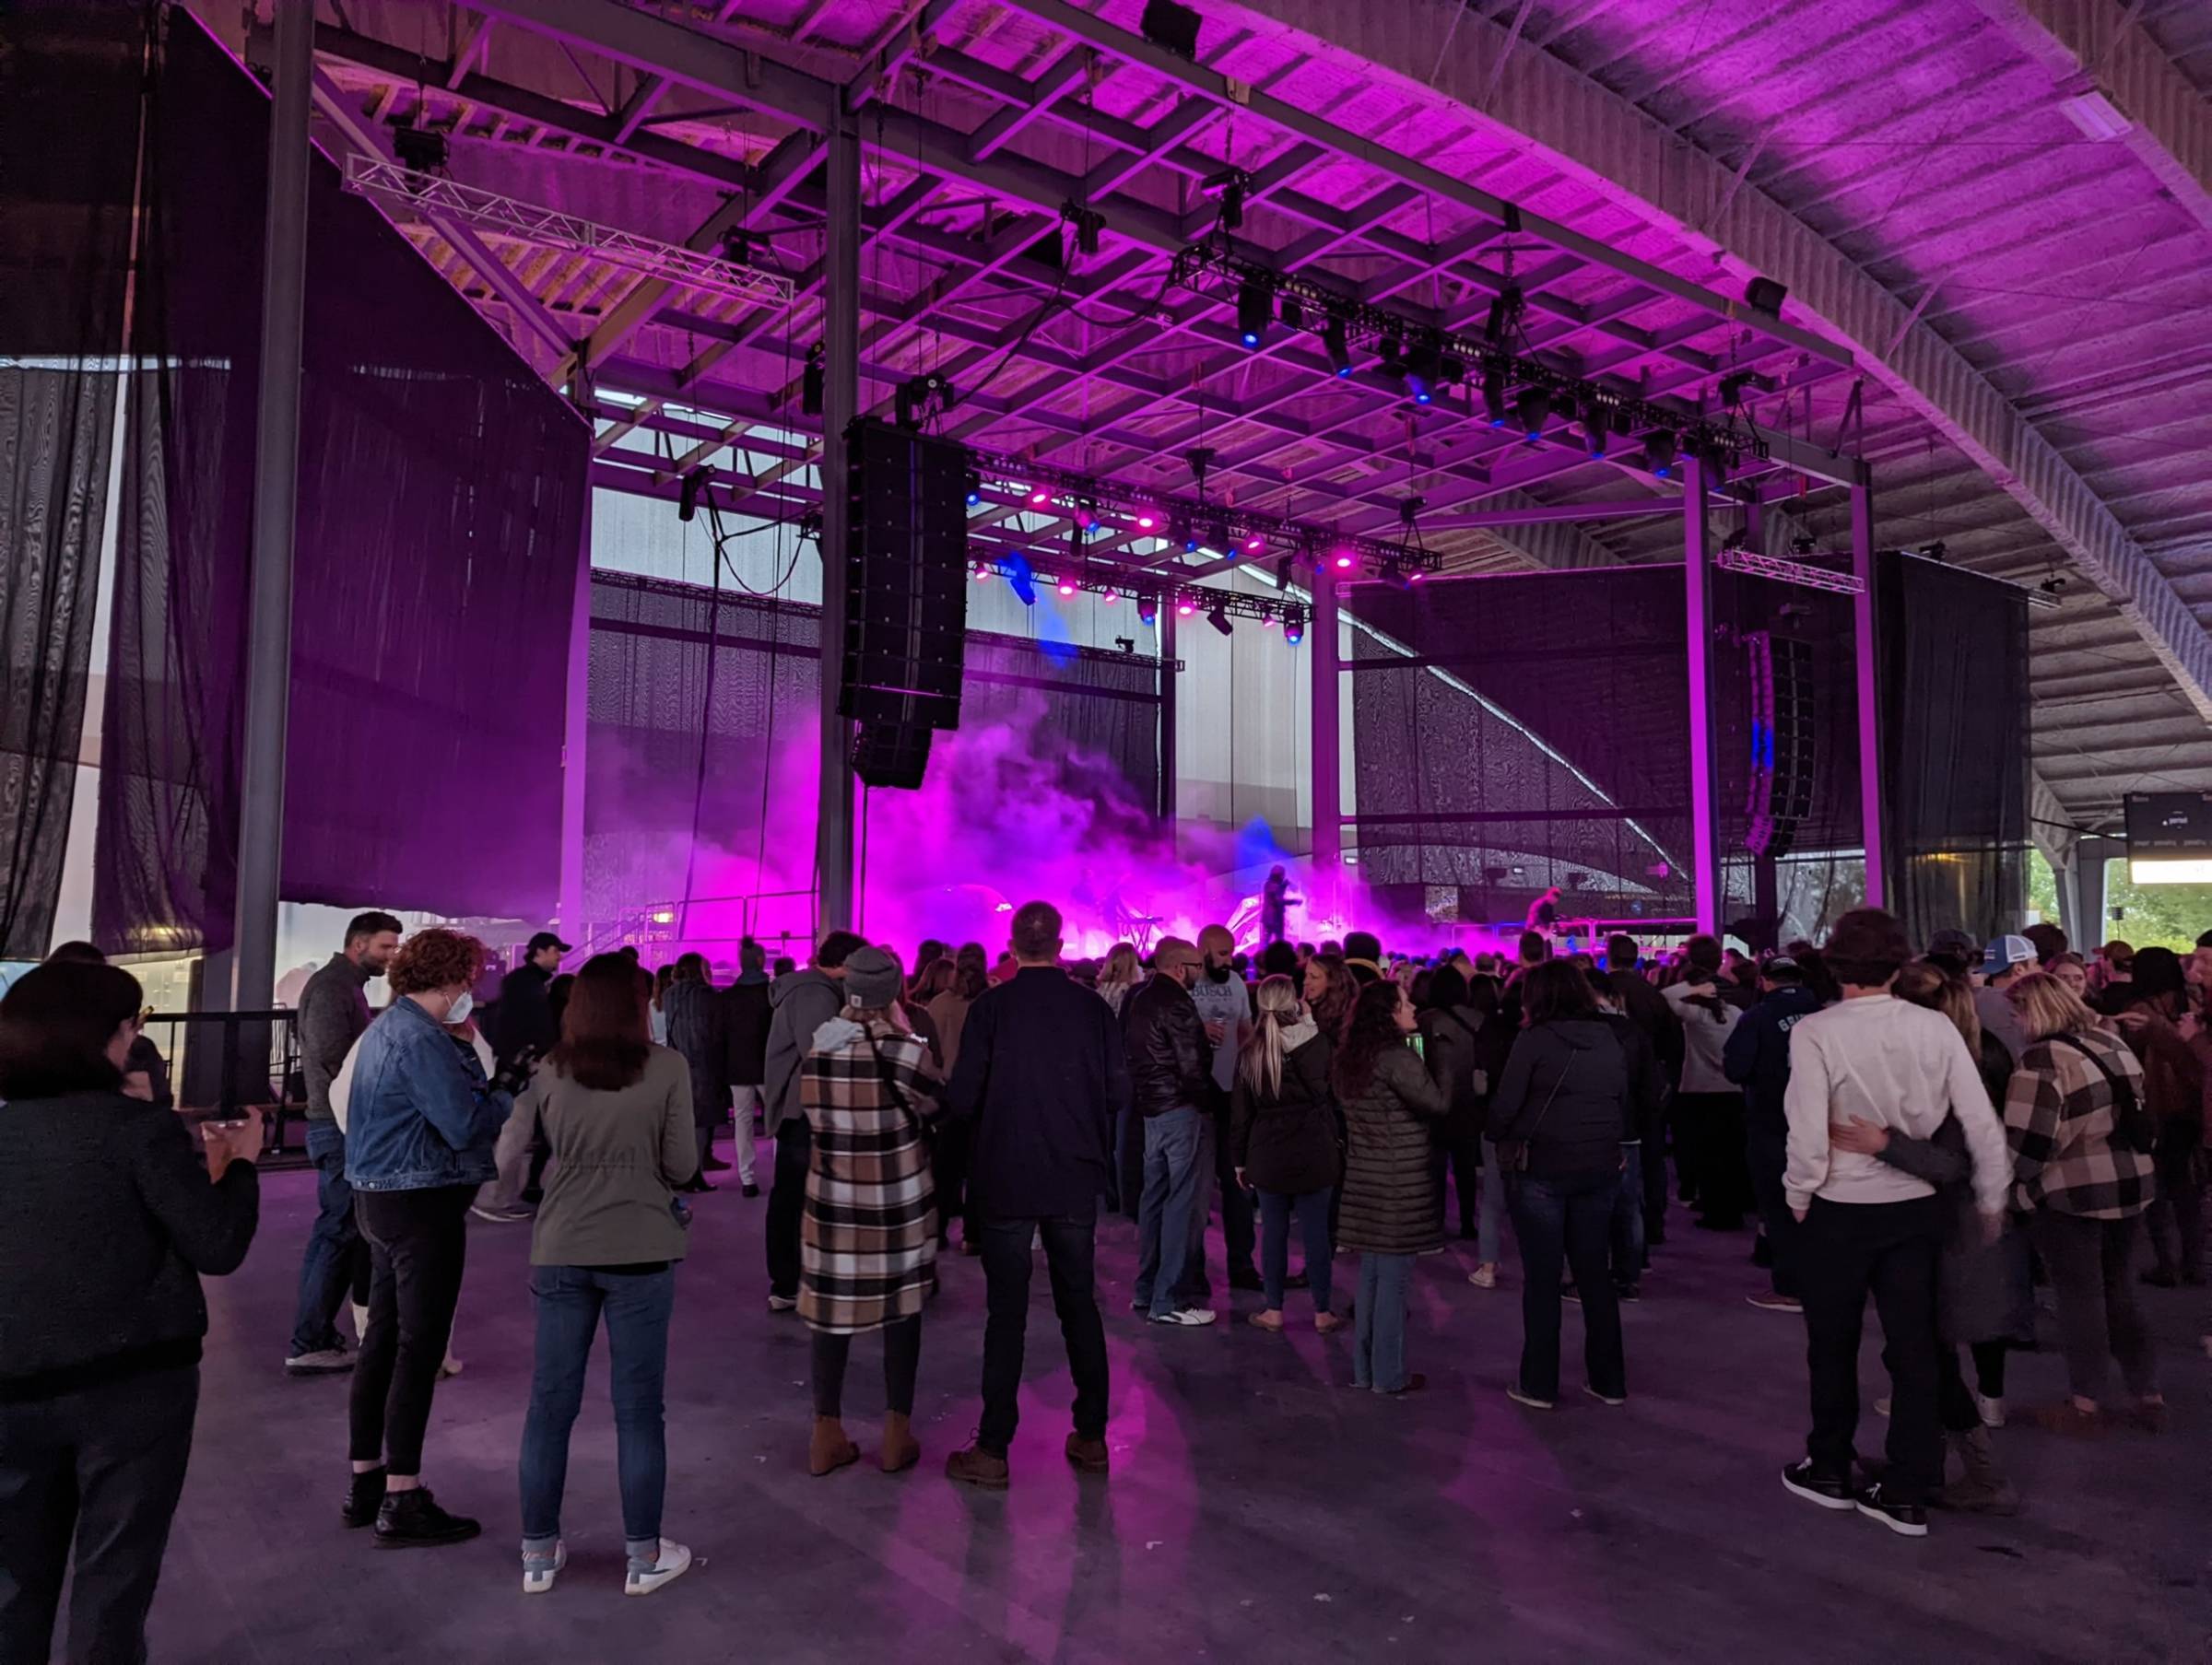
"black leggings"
349,1186,472,1475
810,1316,921,1418
1936,1341,2010,1433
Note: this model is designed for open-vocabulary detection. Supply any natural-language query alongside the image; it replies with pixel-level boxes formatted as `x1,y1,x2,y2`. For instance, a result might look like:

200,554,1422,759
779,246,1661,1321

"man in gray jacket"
761,929,865,1310
285,909,401,1375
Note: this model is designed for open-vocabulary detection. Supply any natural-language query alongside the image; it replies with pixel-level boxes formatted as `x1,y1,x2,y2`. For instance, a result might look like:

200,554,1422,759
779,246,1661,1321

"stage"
153,1165,2206,1663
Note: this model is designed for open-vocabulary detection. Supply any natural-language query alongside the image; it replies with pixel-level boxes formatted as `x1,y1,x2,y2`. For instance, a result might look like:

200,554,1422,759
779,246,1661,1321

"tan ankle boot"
880,1413,921,1473
809,1416,859,1476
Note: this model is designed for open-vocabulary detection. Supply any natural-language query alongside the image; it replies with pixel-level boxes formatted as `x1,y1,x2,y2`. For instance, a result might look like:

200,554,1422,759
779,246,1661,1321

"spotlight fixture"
1283,614,1304,646
1100,588,1120,605
1644,429,1678,479
1260,606,1277,627
1582,397,1611,460
1481,368,1509,428
1274,553,1297,589
677,464,712,522
1515,386,1552,440
1114,636,1136,654
1170,512,1196,552
1008,567,1038,607
1028,484,1053,507
1135,510,1158,531
1381,563,1413,592
1438,353,1466,387
1402,342,1438,405
1243,532,1265,553
1324,319,1352,378
1236,278,1270,348
963,469,982,506
1057,577,1079,597
1062,200,1104,257
1073,499,1099,533
1278,297,1303,330
1137,595,1159,626
1744,275,1788,317
1206,515,1230,553
1376,333,1404,373
972,561,993,582
1176,599,1196,616
801,343,825,416
1206,604,1233,637
391,122,449,175
1332,549,1356,571
1791,535,1818,557
1696,438,1731,482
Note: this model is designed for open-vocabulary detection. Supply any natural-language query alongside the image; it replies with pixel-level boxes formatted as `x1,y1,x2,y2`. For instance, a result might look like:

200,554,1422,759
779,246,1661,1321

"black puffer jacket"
1337,1045,1450,1254
1230,1031,1339,1195
1124,972,1215,1118
1488,1018,1630,1179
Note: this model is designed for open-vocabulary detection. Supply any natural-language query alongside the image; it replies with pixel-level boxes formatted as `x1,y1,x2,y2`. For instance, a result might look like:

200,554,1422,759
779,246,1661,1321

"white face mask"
444,991,475,1026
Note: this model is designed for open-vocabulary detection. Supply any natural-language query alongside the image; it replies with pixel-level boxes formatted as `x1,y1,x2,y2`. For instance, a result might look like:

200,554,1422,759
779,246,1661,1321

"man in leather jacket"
1124,939,1222,1325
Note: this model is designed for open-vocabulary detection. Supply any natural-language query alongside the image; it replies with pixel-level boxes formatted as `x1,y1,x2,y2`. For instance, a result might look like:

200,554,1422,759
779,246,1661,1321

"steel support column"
1683,457,1721,937
229,0,312,1009
1158,605,1178,846
557,488,593,947
1850,482,1886,909
815,92,859,934
1311,575,1342,888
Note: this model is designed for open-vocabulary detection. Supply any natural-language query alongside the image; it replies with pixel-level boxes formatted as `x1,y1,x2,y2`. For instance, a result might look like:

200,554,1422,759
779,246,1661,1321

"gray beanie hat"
842,944,903,1009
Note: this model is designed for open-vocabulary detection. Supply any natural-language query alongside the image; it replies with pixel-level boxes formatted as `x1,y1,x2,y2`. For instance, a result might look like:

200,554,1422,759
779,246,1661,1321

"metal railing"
144,1009,311,1167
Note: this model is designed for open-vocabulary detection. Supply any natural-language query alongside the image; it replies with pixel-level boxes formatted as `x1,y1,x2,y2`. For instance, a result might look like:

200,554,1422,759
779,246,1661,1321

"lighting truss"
1712,548,1865,594
971,555,1307,632
341,156,795,311
1171,242,1748,470
967,446,1441,573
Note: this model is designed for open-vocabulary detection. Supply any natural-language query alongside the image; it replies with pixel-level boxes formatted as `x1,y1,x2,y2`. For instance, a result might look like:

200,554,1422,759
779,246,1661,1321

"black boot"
373,1485,481,1549
342,1467,387,1529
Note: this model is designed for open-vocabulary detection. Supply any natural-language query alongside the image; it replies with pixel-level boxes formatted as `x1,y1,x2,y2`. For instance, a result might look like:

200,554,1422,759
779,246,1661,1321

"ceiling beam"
1230,0,2212,726
1961,0,2212,241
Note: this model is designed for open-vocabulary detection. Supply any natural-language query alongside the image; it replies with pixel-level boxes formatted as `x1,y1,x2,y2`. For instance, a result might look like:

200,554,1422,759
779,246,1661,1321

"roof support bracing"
1215,0,2212,727
1962,0,2212,241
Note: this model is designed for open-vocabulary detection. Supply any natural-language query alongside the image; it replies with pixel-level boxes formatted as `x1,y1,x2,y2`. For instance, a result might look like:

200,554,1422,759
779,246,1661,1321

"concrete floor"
150,1154,2208,1664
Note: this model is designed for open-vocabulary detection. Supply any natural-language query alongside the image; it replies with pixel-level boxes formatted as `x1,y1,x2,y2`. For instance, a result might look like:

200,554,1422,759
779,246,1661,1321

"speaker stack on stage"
839,419,970,789
1737,631,1816,950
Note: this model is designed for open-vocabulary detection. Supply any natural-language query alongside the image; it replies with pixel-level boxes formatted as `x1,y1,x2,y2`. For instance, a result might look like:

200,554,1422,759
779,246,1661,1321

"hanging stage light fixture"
1515,386,1552,440
1582,397,1612,460
1207,604,1233,637
1237,278,1270,348
1324,318,1352,379
1644,429,1678,479
1481,367,1509,428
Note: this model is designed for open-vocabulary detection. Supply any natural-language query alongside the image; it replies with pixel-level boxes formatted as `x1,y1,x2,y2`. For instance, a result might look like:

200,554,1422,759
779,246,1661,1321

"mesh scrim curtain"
0,3,137,955
584,569,1165,943
1880,552,2030,945
96,14,586,953
1347,569,1694,927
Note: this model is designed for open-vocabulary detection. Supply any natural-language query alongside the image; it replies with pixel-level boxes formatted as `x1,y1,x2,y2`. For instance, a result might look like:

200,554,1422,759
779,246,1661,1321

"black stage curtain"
0,2,138,955
1880,552,2030,945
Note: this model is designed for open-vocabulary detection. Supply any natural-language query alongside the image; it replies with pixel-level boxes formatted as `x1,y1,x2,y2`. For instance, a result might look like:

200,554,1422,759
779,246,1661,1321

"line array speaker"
839,419,969,787
1745,632,1817,859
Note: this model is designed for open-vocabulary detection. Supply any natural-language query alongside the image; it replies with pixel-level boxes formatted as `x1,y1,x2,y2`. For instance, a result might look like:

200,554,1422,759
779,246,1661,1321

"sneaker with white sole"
522,1542,566,1595
471,1202,535,1225
767,1294,797,1313
1780,1460,1854,1511
1151,1307,1218,1327
625,1539,693,1597
1467,1264,1498,1290
1974,1392,2006,1430
1853,1483,1928,1538
1746,1293,1802,1313
284,1347,354,1377
1506,1386,1554,1411
1873,1395,1891,1418
439,1353,464,1379
350,1301,372,1343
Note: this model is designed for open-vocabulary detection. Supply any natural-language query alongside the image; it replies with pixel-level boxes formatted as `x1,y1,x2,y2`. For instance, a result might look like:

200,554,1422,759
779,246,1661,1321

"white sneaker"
767,1294,797,1313
440,1353,464,1379
522,1541,566,1595
1468,1264,1498,1290
625,1539,693,1597
1975,1393,2006,1430
1874,1395,1891,1418
1151,1307,1217,1327
349,1301,371,1343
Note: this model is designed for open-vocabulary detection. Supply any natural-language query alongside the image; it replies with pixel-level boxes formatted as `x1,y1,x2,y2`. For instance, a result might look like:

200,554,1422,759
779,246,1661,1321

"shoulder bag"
2044,1032,2158,1155
1494,1051,1574,1174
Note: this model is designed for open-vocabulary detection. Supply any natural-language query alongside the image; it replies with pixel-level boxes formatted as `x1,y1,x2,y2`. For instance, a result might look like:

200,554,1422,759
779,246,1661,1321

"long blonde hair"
1099,943,1140,991
1237,975,1303,1099
2008,971,2100,1043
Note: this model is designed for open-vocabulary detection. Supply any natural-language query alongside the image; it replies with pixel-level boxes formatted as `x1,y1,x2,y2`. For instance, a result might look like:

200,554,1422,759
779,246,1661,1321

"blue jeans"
1352,1253,1414,1390
1257,1188,1334,1311
1135,1108,1208,1319
288,1120,367,1355
1509,1169,1627,1403
1477,1141,1507,1266
519,1264,677,1549
1610,1144,1646,1288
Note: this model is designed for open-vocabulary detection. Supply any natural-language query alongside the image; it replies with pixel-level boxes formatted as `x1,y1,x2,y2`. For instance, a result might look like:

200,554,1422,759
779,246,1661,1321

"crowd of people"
2,903,2207,1654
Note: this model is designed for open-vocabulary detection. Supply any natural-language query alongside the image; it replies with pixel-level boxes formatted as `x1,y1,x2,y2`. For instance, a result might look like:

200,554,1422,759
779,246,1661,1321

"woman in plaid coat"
797,946,944,1477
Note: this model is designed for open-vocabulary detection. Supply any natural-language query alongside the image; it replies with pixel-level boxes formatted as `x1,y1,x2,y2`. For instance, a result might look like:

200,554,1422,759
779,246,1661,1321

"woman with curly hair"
344,927,524,1549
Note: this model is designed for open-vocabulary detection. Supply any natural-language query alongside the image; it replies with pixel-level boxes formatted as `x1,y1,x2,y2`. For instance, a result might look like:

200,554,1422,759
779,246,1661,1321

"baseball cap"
1926,928,1979,960
1764,956,1801,978
526,931,572,956
1980,934,2035,979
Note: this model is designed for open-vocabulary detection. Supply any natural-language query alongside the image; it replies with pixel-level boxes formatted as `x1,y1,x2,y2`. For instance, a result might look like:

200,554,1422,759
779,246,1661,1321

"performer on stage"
1524,885,1563,936
1261,866,1300,948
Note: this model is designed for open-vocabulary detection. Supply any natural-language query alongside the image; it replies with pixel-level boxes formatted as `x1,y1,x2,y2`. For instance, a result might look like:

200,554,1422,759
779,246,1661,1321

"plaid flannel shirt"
2003,1027,2157,1220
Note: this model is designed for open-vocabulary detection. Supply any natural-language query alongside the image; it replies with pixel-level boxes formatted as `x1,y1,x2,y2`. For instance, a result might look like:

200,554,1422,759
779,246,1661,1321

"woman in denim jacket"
343,928,521,1548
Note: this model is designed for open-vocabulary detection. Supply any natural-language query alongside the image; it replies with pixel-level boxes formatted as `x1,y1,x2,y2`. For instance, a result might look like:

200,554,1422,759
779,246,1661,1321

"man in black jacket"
1723,956,1824,1312
943,901,1130,1489
1604,933,1679,1243
720,937,773,1197
1124,938,1220,1327
286,909,400,1373
475,930,568,1223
